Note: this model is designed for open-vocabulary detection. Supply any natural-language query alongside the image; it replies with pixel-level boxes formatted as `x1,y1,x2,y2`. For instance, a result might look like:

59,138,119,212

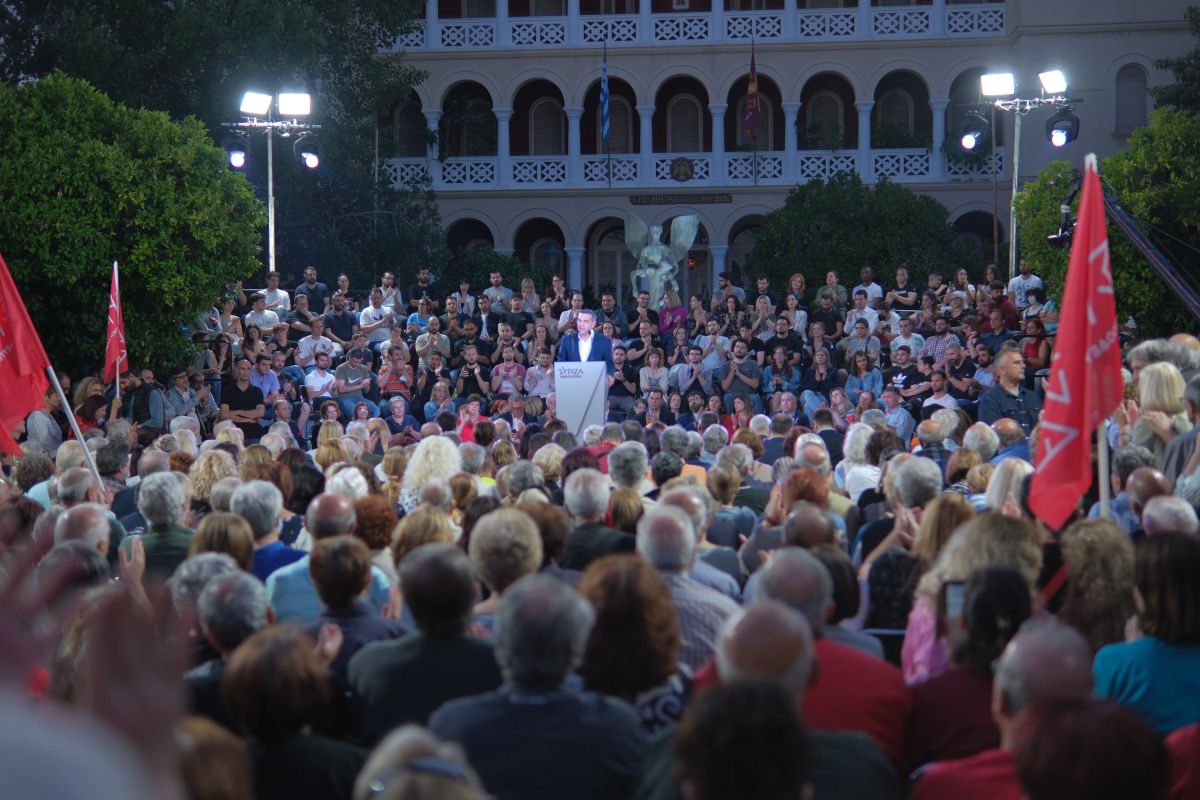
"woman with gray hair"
355,726,486,800
838,422,880,505
468,508,543,636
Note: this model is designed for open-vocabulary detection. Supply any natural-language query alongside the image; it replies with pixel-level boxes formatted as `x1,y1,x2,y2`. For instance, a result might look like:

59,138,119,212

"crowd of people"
1,260,1198,799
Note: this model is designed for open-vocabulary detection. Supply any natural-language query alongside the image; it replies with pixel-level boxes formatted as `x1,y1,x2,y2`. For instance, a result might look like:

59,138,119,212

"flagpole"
1097,427,1111,518
45,366,103,486
604,37,612,190
112,261,122,400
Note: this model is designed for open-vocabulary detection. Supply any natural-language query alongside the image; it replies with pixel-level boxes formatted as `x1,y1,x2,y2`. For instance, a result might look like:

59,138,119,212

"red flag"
742,45,760,143
0,253,52,455
104,261,128,385
1028,155,1123,529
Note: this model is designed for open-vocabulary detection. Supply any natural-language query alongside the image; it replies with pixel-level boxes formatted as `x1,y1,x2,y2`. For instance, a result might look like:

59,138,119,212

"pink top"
902,594,950,685
659,306,688,336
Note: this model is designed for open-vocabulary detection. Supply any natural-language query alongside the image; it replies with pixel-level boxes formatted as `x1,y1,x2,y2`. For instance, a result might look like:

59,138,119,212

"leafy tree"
1153,6,1200,111
452,248,556,298
0,74,264,373
1014,110,1200,337
746,172,981,290
0,0,444,288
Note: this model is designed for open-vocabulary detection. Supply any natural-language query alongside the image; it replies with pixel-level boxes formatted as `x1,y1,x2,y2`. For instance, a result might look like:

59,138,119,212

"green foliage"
1014,110,1200,337
799,123,852,151
871,122,931,150
0,74,264,373
746,172,981,289
0,0,442,290
452,249,556,297
1153,6,1200,112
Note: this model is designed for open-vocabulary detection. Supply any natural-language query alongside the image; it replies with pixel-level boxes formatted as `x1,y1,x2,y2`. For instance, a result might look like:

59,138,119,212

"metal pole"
1097,425,1112,518
1008,108,1021,282
990,106,999,268
45,367,102,486
267,125,276,273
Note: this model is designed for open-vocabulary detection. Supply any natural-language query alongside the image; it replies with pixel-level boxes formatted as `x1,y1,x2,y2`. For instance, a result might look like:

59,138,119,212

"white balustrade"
873,148,931,180
439,21,496,47
726,153,785,182
872,7,931,37
796,9,855,38
380,158,431,188
725,12,784,41
946,5,1005,35
652,14,709,43
946,148,1006,182
582,16,638,43
797,151,858,181
510,17,566,46
511,157,569,185
583,156,639,183
653,154,711,182
441,157,497,185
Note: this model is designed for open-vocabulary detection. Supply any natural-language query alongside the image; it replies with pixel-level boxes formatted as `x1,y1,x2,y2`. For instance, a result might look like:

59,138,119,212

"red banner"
742,46,760,143
1029,155,1123,529
103,261,128,385
0,253,51,455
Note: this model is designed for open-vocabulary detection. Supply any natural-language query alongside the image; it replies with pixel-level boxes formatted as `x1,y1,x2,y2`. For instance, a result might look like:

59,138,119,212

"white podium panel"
555,361,607,438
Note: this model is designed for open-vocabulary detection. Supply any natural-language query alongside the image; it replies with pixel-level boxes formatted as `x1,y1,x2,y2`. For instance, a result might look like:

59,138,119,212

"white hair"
635,505,696,572
1143,495,1200,536
583,425,603,446
749,414,771,436
258,433,285,458
843,422,874,465
964,422,1001,462
403,435,463,488
794,432,827,460
327,465,369,501
984,458,1034,511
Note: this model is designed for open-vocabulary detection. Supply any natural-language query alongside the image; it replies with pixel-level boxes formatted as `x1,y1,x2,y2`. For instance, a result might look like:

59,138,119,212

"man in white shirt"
378,271,402,311
295,317,341,374
263,272,290,313
243,292,280,332
922,370,960,411
1007,259,1044,311
851,266,884,304
844,290,879,334
891,315,925,354
695,318,731,378
359,287,396,353
304,352,338,403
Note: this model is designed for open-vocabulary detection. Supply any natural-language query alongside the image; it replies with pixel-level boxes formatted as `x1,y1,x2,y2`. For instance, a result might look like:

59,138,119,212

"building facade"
380,0,1191,300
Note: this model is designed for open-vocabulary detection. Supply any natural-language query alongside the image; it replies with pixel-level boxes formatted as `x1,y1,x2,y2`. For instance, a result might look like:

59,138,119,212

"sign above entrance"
630,193,733,205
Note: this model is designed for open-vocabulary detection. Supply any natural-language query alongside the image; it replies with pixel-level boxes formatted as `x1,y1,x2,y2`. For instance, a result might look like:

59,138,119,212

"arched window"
667,95,703,152
736,95,774,149
1115,64,1148,135
530,98,566,155
530,238,563,270
877,88,914,131
806,90,844,136
601,96,635,154
390,100,428,157
531,0,564,12
461,0,495,17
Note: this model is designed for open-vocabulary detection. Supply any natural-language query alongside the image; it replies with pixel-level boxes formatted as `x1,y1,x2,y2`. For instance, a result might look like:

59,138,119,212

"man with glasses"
378,271,402,312
378,344,415,403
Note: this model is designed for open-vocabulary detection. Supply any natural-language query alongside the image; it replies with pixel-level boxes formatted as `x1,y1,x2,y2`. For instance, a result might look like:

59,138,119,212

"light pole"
978,71,1081,280
221,91,321,273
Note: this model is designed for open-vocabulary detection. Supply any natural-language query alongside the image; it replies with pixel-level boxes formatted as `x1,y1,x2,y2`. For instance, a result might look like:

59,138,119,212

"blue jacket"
556,332,615,375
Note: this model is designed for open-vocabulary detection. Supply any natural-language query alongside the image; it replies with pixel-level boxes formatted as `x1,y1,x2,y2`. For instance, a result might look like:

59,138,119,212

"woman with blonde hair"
659,288,687,336
379,447,410,511
531,442,566,502
1057,517,1136,653
315,420,344,448
237,444,272,480
189,449,238,513
189,512,256,571
983,458,1034,512
391,505,455,567
490,440,517,468
608,487,644,534
314,440,349,472
1127,360,1191,468
398,435,462,514
902,512,1043,684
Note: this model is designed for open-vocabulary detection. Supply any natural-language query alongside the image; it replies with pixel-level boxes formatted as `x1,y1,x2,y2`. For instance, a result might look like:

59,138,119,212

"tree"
1013,110,1200,337
0,0,443,288
453,248,557,298
0,74,264,373
746,172,981,289
1153,6,1200,111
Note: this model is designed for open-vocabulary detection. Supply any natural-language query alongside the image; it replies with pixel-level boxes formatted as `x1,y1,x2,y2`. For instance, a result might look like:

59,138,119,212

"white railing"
727,153,786,183
403,5,1002,50
583,156,639,184
511,156,568,185
380,148,1007,190
873,148,931,180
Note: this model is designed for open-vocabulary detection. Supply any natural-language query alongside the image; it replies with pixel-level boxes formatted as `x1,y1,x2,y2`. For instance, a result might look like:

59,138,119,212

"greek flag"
600,42,610,145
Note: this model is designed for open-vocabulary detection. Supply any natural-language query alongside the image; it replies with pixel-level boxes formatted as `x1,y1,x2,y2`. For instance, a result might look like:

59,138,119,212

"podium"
555,361,607,437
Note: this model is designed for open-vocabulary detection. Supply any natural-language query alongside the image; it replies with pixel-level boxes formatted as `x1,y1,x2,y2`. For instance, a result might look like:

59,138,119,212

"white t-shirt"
923,393,960,410
304,369,336,399
852,282,884,303
359,304,394,343
264,288,291,312
244,309,280,332
1007,274,1044,310
296,334,340,364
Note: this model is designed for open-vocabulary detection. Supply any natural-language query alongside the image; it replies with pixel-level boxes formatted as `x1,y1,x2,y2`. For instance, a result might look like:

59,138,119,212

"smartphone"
942,580,966,627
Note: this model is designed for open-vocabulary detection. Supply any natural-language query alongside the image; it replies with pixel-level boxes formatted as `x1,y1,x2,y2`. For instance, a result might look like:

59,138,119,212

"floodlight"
980,73,1016,97
1038,70,1067,95
240,91,273,116
956,111,990,153
277,93,312,117
1045,107,1080,147
294,135,320,169
220,132,249,170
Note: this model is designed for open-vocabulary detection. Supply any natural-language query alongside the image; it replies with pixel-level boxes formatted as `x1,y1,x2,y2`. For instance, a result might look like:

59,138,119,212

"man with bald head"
754,547,911,770
265,493,394,625
911,619,1094,799
912,419,951,477
55,466,127,562
1088,444,1155,535
740,500,835,576
989,418,1030,464
796,441,860,537
978,350,1041,433
1126,466,1171,538
348,543,503,744
54,503,112,557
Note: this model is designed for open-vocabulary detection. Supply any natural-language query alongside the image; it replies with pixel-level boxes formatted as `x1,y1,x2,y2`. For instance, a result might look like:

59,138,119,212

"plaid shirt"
921,333,958,369
660,572,740,670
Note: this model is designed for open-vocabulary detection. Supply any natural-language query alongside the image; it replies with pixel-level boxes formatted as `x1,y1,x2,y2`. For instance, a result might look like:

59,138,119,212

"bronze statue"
624,213,699,311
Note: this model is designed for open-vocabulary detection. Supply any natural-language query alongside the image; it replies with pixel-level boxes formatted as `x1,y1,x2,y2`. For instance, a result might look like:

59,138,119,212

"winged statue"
624,213,699,310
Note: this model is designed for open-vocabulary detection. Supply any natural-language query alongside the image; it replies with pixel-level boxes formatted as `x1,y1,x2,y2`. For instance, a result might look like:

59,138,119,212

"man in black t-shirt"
455,344,490,401
608,345,638,415
626,291,660,337
809,295,843,340
943,341,979,403
763,316,806,367
749,275,779,312
407,267,438,312
883,345,920,392
453,320,494,368
505,295,536,342
220,358,266,442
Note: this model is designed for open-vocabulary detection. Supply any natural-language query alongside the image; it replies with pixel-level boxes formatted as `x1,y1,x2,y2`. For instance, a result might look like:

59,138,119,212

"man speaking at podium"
557,309,615,376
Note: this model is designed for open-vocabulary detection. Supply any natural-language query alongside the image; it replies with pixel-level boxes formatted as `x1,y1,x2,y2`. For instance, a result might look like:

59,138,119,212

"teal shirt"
1094,635,1200,734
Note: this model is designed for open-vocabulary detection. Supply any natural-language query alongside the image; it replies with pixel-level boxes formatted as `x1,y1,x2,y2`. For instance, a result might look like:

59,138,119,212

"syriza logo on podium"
555,362,605,436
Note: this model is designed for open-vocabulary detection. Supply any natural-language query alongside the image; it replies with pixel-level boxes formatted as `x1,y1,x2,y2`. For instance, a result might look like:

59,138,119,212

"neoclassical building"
379,0,1191,299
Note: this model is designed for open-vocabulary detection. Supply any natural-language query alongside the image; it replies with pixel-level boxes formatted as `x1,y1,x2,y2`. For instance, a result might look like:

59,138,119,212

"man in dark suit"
347,543,503,745
472,294,502,340
556,309,615,375
559,468,634,570
760,414,794,466
812,408,845,466
429,575,646,800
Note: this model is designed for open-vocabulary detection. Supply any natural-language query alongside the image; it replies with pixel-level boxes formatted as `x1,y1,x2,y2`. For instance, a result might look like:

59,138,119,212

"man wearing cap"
335,349,378,419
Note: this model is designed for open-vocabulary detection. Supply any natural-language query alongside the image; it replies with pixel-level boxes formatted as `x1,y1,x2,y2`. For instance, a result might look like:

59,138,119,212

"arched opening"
586,218,638,305
1115,63,1148,135
872,70,931,147
953,211,1003,264
728,216,763,280
511,80,567,156
509,0,566,15
379,90,428,158
654,77,712,152
513,219,567,274
440,82,497,157
446,218,496,256
438,0,496,18
726,75,784,151
583,77,638,155
799,73,855,149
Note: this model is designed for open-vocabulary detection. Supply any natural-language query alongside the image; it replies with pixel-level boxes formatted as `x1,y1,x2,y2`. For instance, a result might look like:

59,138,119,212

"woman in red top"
1020,317,1052,388
721,393,753,439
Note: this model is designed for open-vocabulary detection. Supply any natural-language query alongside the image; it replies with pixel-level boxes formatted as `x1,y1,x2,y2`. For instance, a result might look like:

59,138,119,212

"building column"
710,1,725,43
638,104,656,184
566,106,584,185
566,0,581,45
782,0,797,39
494,106,513,186
639,0,652,44
930,0,946,35
709,103,727,182
930,98,950,180
709,245,729,298
497,0,511,46
857,0,872,38
425,0,441,48
566,245,586,291
782,101,800,182
855,99,874,182
422,108,443,186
